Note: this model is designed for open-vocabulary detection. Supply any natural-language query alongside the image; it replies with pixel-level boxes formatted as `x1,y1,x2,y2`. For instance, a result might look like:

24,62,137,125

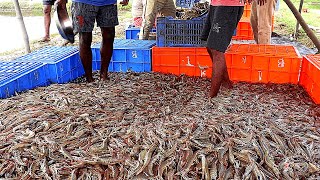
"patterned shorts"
71,2,119,33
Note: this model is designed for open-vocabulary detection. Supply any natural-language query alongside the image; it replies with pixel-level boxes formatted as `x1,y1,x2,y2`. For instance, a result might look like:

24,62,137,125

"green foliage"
118,2,132,11
275,0,320,46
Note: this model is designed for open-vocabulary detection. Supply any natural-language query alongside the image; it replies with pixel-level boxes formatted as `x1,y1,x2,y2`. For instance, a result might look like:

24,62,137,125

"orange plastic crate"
243,4,252,17
230,68,251,82
311,83,320,104
268,71,290,83
307,55,320,86
269,55,302,73
252,55,269,70
152,47,180,66
299,56,320,104
299,71,308,90
232,18,254,40
251,70,269,83
233,15,275,40
231,53,253,69
152,47,213,78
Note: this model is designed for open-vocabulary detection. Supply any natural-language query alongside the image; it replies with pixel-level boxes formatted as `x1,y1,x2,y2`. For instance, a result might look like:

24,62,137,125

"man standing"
201,0,266,98
71,0,128,82
132,0,144,27
139,0,176,40
250,0,275,44
41,0,67,42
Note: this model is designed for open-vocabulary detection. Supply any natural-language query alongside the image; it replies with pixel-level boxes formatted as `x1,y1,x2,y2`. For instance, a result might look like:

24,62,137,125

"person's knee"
101,27,115,41
79,33,92,47
43,6,51,14
210,49,224,60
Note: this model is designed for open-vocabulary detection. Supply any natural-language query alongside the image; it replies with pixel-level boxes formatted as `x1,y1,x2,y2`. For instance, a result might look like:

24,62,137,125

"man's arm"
120,0,129,6
243,0,266,5
256,0,267,5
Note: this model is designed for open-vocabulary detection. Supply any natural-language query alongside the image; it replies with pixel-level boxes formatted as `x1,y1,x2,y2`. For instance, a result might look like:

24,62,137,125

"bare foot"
222,80,233,89
209,88,218,98
86,77,94,83
100,73,110,81
39,37,50,42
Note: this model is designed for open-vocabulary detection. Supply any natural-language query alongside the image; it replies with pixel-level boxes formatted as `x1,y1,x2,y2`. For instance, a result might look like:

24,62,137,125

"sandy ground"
0,16,59,54
0,14,129,61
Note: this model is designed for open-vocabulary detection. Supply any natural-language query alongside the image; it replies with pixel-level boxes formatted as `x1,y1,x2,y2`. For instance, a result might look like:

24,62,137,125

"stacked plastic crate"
125,25,156,40
91,39,156,72
0,61,47,98
232,4,254,40
156,0,207,47
14,46,82,84
152,0,209,76
299,54,320,104
232,4,275,40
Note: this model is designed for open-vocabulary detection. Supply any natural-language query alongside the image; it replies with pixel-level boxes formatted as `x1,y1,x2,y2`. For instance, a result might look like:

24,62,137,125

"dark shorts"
43,0,56,5
43,0,68,5
71,2,119,33
201,6,244,53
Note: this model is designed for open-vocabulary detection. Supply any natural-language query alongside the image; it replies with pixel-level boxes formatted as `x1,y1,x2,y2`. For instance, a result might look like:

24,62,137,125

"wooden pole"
293,0,304,39
12,0,30,53
283,0,320,53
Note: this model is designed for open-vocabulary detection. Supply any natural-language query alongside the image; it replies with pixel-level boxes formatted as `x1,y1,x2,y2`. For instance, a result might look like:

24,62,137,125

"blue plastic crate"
0,61,47,99
91,39,156,72
71,66,86,80
125,25,156,39
176,0,200,8
156,16,207,47
0,79,17,99
14,46,80,84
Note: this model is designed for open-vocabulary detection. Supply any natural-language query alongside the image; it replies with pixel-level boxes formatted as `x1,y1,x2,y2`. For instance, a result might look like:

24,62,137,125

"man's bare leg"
79,32,94,82
41,5,52,42
206,48,233,93
100,27,115,81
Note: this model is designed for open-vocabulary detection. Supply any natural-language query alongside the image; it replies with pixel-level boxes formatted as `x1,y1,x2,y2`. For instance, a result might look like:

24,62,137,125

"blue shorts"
71,2,119,33
43,0,56,5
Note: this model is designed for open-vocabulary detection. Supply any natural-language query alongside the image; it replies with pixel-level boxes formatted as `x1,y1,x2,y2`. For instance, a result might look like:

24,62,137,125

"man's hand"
56,0,67,6
120,0,129,6
257,0,267,6
246,0,253,4
55,0,67,9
